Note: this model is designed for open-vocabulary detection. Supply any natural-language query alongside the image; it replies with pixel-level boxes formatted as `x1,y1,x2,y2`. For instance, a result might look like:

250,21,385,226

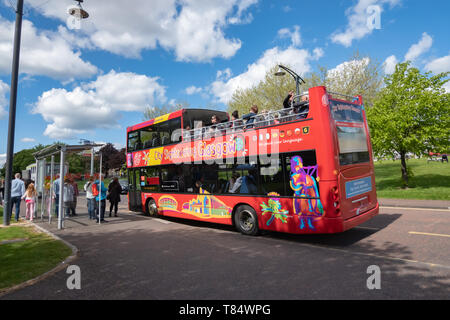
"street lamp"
2,0,89,226
3,0,24,226
68,0,89,19
274,64,306,97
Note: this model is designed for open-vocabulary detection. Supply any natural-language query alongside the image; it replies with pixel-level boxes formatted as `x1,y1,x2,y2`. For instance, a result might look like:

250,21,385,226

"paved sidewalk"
379,198,450,210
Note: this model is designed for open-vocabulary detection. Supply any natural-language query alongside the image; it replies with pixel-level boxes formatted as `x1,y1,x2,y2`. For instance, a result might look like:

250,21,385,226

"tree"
228,52,383,115
108,148,126,172
143,101,190,120
367,62,450,187
98,143,126,178
66,153,85,174
319,52,384,107
228,65,300,116
0,144,48,177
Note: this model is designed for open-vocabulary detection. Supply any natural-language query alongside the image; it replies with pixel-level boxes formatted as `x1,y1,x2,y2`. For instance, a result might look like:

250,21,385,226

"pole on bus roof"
275,64,306,97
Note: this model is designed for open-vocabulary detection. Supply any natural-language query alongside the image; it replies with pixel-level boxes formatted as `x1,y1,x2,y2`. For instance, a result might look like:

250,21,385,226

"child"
22,183,37,221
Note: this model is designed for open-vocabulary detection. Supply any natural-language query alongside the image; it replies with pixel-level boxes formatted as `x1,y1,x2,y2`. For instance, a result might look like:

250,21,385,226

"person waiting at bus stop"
10,173,25,222
53,175,61,218
94,176,108,223
108,178,122,217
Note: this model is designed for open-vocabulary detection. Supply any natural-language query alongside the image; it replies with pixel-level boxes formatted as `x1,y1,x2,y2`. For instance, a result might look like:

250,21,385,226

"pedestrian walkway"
379,198,450,210
30,195,147,233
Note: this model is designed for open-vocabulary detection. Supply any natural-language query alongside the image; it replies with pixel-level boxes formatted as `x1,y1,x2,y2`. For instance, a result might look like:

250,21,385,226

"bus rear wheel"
234,205,259,236
146,199,158,217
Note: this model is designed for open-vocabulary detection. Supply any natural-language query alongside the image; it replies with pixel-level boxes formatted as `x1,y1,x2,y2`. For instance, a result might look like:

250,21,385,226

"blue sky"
0,0,449,165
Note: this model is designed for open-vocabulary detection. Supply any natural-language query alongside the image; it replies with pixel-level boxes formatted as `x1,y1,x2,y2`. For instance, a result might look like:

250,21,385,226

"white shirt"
84,181,95,199
229,177,242,193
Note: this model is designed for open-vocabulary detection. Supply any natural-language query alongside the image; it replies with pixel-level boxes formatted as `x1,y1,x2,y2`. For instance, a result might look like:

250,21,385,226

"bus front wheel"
146,199,158,217
234,205,259,236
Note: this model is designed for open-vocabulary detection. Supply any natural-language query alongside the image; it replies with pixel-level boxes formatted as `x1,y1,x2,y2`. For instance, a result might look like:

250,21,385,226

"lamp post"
3,0,89,226
274,64,306,97
3,0,24,226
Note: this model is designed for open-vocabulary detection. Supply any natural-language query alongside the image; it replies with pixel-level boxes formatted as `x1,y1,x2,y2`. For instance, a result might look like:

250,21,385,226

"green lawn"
0,225,72,290
0,206,21,225
374,158,450,200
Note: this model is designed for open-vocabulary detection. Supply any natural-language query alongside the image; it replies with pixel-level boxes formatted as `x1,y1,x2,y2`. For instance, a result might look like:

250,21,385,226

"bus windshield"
330,100,369,166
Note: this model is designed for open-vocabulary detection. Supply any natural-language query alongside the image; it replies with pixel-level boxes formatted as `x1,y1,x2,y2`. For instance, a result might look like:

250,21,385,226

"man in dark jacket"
108,177,122,217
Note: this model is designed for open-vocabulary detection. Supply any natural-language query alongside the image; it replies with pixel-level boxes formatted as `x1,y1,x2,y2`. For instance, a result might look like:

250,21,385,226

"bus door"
128,169,142,212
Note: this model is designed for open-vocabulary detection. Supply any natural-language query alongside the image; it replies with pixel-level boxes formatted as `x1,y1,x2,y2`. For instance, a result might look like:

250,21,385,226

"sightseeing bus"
126,86,378,235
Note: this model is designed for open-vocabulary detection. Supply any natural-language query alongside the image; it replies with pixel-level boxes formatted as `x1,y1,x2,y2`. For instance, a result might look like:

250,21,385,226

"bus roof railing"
327,91,359,101
183,105,308,142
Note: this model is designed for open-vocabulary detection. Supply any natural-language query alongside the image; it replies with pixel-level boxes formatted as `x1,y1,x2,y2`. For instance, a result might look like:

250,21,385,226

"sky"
0,0,449,167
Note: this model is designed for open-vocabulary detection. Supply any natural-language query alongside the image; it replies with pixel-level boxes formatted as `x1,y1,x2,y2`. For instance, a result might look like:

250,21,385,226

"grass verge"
374,159,450,200
0,225,72,290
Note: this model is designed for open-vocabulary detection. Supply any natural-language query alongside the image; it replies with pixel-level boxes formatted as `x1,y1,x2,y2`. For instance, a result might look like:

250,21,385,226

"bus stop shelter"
32,143,104,230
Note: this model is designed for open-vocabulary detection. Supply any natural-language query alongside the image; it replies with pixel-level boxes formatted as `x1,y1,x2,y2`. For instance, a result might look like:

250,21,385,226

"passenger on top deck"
229,110,244,131
294,92,309,119
242,105,259,129
207,115,219,137
283,90,295,109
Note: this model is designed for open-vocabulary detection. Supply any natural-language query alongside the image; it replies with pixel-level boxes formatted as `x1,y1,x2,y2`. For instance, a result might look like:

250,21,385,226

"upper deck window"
329,100,370,166
127,117,182,152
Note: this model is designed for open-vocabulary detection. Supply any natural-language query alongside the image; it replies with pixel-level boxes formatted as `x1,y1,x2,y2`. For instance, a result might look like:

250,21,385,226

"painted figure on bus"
290,156,324,230
261,192,289,226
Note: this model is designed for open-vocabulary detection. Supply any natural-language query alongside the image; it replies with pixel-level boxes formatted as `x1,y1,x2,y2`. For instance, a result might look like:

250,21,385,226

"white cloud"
327,58,370,80
277,25,301,47
21,138,36,143
443,82,450,93
425,55,450,74
331,0,401,47
0,16,98,81
185,86,203,95
32,70,167,139
404,32,433,62
27,0,258,62
113,142,125,150
0,80,9,119
384,55,398,74
209,45,324,104
216,68,233,82
0,153,6,168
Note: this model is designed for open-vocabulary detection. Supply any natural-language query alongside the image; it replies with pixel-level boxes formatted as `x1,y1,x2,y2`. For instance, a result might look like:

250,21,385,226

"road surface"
2,197,449,299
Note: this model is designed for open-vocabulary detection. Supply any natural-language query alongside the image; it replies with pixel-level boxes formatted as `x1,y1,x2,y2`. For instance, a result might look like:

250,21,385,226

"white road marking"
380,206,449,212
409,231,450,238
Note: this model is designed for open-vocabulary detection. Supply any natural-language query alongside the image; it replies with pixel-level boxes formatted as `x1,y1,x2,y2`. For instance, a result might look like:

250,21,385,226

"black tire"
146,198,158,217
234,205,259,236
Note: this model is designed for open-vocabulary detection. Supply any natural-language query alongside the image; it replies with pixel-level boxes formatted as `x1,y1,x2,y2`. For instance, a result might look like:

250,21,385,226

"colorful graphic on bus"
290,156,324,230
182,188,232,219
158,195,178,211
260,192,289,226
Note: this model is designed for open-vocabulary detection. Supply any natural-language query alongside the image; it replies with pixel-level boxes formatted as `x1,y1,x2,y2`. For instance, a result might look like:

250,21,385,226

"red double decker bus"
126,86,378,235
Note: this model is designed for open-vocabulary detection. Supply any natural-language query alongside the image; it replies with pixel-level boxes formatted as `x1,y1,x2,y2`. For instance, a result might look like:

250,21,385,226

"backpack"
92,182,99,197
